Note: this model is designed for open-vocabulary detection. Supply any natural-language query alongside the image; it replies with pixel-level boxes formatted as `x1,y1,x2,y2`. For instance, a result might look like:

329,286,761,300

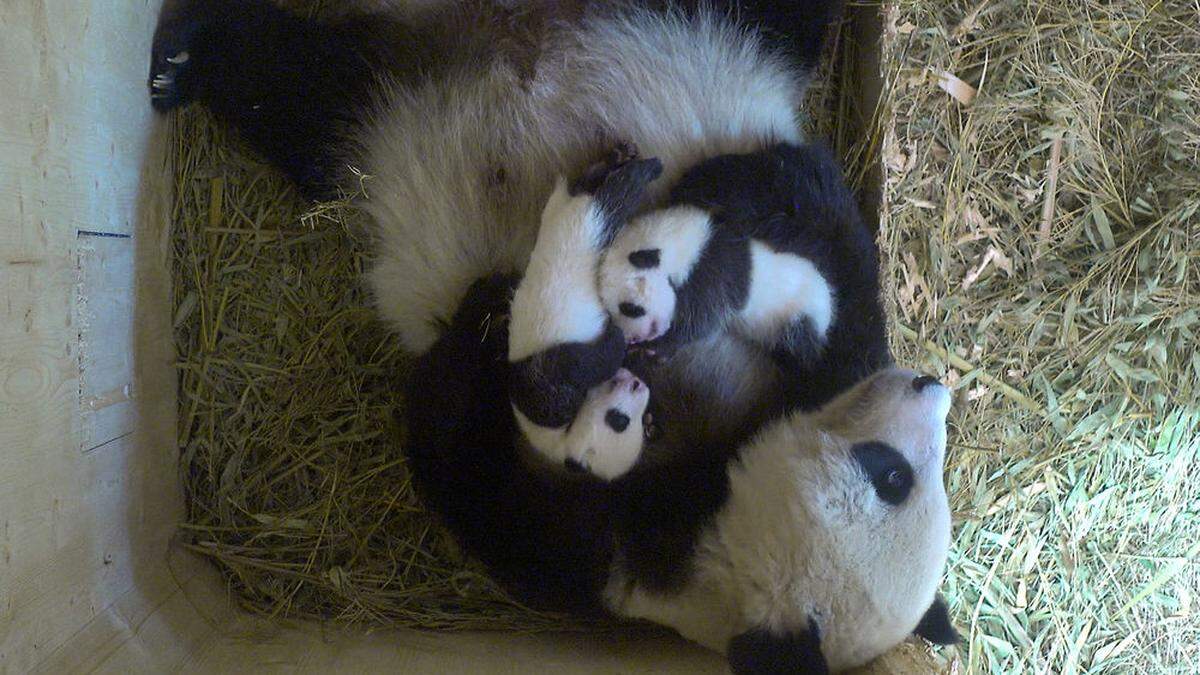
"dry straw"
169,0,1198,669
881,0,1199,671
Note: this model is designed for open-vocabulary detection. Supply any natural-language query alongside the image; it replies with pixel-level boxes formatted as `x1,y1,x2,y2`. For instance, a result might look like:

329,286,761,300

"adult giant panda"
149,0,960,671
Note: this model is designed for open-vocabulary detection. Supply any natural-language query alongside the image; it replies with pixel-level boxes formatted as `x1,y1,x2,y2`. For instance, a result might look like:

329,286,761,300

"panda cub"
507,148,663,480
601,142,852,365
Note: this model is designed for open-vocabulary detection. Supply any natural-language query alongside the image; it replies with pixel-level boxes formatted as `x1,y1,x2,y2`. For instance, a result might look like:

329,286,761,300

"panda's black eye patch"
619,302,646,318
851,442,914,505
605,409,631,432
629,249,661,269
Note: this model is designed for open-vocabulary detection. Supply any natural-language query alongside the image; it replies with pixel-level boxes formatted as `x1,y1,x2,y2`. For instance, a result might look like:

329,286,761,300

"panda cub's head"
515,367,650,480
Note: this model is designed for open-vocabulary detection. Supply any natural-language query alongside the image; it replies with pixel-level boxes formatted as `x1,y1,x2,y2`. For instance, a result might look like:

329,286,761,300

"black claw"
149,9,202,112
149,56,187,111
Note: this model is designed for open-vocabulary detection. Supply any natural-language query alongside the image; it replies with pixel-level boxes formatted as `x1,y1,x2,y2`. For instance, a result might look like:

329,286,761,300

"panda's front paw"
452,274,518,335
600,248,675,344
570,142,640,195
571,144,662,237
149,0,212,111
149,49,192,111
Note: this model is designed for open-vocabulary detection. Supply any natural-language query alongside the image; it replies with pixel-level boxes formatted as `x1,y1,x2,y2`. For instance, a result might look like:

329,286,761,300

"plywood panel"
183,627,726,675
77,233,136,453
0,1,182,672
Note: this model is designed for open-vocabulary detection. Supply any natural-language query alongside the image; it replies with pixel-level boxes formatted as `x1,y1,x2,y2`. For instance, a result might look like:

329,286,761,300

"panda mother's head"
623,366,957,673
731,366,955,671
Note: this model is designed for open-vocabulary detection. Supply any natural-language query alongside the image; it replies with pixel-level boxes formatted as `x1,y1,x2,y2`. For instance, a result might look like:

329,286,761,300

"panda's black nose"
564,458,588,474
912,375,940,392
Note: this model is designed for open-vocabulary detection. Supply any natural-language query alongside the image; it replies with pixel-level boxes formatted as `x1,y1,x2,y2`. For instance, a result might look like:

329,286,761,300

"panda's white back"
358,6,805,354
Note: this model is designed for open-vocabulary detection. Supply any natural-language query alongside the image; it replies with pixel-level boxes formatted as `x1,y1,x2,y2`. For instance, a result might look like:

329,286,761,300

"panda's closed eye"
605,409,631,432
629,249,661,269
619,302,646,319
851,442,914,505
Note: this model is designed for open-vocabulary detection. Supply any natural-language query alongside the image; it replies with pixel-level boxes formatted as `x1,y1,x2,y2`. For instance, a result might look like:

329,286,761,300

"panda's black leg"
149,0,421,199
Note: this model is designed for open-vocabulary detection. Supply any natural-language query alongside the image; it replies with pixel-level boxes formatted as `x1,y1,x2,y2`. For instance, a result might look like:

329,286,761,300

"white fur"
737,241,836,344
514,368,649,480
508,178,609,362
507,179,649,480
359,8,804,354
350,5,953,666
566,369,649,480
599,205,713,342
605,368,953,672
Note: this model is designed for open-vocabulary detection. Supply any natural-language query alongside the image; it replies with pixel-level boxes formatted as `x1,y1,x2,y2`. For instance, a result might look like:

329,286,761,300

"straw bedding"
881,1,1199,671
168,0,1198,669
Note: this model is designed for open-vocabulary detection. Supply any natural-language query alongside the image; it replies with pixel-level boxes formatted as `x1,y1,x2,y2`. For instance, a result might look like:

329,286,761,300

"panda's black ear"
727,620,828,675
914,595,960,645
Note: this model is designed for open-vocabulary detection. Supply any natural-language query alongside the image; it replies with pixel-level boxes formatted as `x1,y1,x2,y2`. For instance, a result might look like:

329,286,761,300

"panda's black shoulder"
668,146,787,220
608,437,738,592
767,142,874,250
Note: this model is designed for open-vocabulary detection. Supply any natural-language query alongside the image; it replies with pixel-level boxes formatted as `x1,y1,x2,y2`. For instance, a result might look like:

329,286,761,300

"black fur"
610,435,736,591
509,324,626,428
151,0,873,649
149,0,431,199
406,274,738,611
912,374,940,392
628,248,661,269
670,0,845,72
850,441,914,506
775,316,827,370
619,302,648,319
666,142,891,410
653,223,753,352
605,409,632,432
149,0,840,200
404,275,616,614
915,596,961,645
592,154,663,246
727,621,829,675
633,141,889,395
571,152,665,248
